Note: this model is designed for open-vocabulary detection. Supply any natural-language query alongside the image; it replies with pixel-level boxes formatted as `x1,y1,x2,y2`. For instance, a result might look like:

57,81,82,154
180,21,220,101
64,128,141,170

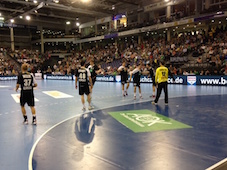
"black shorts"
89,78,96,86
79,84,90,95
20,92,35,107
133,82,140,87
92,78,96,86
152,77,156,86
121,79,129,85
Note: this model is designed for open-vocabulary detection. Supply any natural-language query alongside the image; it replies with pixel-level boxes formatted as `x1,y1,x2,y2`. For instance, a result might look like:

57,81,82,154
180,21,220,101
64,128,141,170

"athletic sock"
139,93,142,97
134,93,136,97
24,115,27,121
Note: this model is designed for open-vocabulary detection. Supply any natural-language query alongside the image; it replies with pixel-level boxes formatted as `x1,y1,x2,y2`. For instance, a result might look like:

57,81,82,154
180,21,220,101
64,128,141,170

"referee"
152,61,174,105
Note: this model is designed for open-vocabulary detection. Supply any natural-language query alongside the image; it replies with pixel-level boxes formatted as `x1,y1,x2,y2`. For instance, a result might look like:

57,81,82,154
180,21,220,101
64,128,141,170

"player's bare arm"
89,76,93,89
16,84,19,92
75,77,78,89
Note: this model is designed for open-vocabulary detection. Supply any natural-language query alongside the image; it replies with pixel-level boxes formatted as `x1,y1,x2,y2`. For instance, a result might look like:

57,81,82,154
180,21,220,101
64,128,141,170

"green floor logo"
108,109,192,133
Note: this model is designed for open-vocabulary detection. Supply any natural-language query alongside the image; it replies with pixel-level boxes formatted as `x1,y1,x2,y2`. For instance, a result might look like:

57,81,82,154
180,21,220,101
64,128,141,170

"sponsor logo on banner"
199,77,227,85
0,76,17,81
140,77,152,83
96,76,115,82
115,75,121,82
187,76,196,85
35,73,42,80
44,75,73,80
168,77,184,84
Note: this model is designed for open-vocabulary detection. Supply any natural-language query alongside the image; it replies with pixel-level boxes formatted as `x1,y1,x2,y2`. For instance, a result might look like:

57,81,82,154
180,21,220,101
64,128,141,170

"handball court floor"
0,80,227,170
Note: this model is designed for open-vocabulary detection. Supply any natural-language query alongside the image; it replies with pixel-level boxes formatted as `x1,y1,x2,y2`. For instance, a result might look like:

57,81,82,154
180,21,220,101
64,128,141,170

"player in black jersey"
16,63,37,125
87,60,99,98
147,63,156,98
117,61,129,97
129,63,143,100
75,60,94,111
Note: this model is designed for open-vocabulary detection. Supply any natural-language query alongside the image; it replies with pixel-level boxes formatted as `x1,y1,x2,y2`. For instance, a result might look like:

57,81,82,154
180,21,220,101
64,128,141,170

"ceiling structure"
0,0,142,30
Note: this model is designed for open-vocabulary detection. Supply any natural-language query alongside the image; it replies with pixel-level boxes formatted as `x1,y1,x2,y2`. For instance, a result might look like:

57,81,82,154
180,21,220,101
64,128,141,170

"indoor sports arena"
0,0,227,170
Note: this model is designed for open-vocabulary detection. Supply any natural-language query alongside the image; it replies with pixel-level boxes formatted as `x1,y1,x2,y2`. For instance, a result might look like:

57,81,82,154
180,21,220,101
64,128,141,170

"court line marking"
11,94,39,103
206,158,227,170
42,91,73,99
28,98,155,170
28,93,227,170
28,114,78,170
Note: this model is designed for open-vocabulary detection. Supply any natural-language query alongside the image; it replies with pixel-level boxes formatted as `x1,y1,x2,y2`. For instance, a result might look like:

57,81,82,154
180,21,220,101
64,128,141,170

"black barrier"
0,76,17,81
11,74,225,86
44,74,74,80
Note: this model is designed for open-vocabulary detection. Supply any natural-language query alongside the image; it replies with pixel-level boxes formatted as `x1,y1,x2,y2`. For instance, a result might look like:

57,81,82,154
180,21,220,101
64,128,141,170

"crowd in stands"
0,48,19,76
1,25,227,77
42,26,227,77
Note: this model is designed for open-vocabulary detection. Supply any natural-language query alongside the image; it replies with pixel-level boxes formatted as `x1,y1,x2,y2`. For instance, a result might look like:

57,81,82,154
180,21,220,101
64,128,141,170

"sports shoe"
151,101,157,105
88,106,94,110
125,92,128,96
123,94,126,97
23,119,28,125
82,107,86,111
140,96,143,99
32,119,37,125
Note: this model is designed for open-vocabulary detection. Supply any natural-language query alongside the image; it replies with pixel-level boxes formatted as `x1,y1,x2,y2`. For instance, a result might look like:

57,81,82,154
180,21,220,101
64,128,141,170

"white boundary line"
28,115,78,170
28,98,153,170
206,158,227,170
28,94,224,170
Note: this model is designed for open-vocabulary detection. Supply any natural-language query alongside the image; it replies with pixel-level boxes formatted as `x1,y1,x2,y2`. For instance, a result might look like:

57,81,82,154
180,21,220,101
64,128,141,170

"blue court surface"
0,80,227,170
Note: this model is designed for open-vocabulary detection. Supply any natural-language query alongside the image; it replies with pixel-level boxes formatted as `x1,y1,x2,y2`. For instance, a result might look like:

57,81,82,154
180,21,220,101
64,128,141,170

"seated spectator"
197,57,202,64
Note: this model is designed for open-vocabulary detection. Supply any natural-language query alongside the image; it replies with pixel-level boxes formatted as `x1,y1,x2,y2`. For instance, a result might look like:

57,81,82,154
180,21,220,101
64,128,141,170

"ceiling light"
0,13,1,16
53,0,59,3
33,0,38,4
81,0,91,3
165,0,170,2
10,19,14,23
212,20,214,22
66,21,70,25
34,10,38,13
25,0,28,1
112,5,115,10
0,17,4,21
76,22,80,26
19,16,23,19
26,15,31,20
